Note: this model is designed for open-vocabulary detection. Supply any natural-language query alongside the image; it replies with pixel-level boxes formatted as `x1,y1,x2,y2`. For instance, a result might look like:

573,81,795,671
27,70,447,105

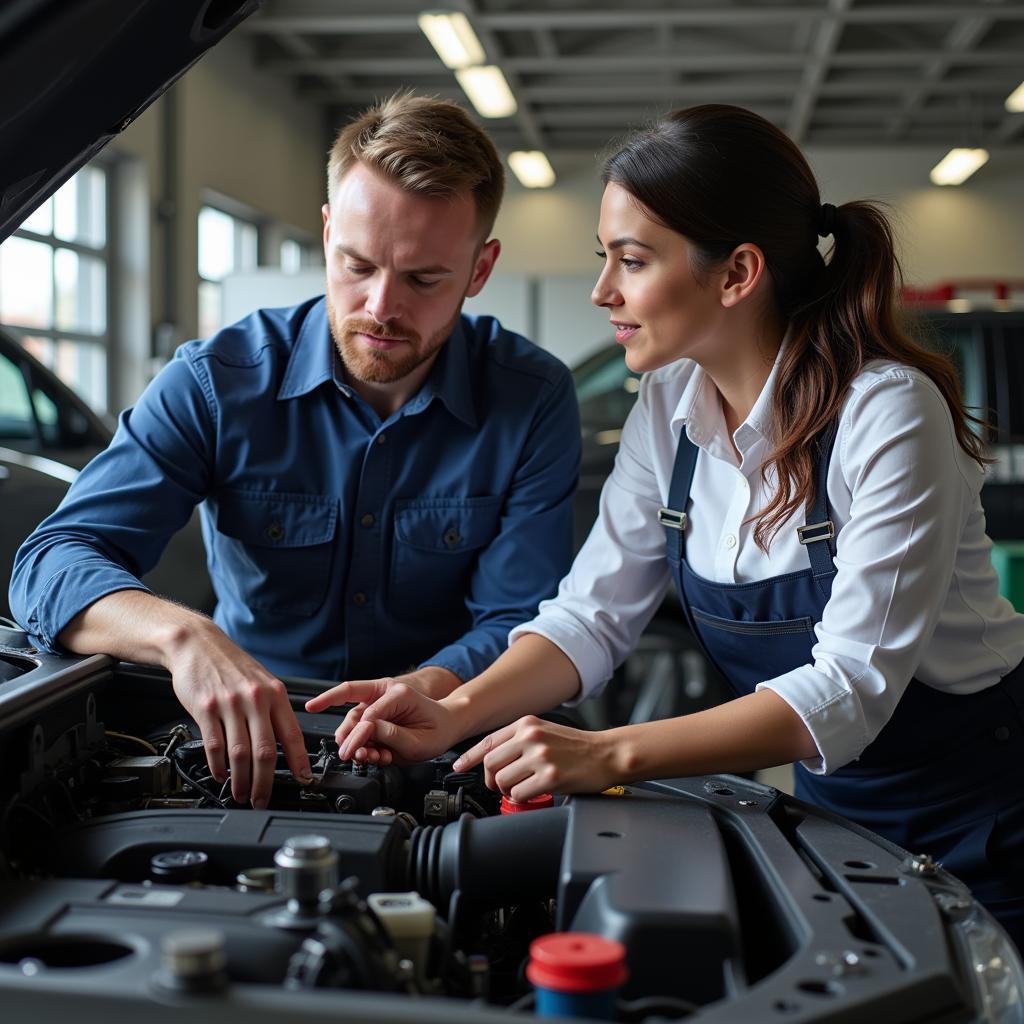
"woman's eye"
620,257,643,271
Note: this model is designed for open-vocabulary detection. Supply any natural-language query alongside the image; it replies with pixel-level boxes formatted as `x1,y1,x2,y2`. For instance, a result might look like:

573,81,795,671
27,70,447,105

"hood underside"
0,0,260,243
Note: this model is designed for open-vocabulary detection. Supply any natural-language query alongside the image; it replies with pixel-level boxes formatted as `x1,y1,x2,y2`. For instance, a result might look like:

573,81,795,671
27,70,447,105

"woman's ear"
720,243,767,308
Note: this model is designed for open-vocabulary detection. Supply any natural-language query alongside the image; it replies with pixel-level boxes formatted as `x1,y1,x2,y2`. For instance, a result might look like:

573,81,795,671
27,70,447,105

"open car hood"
0,0,260,243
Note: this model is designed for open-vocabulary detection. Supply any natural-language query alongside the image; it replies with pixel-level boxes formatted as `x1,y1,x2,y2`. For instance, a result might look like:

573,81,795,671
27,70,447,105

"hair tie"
818,202,837,238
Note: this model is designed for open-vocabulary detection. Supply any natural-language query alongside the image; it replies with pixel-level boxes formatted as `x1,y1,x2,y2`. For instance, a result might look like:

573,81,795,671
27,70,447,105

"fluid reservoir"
527,932,627,1020
366,891,435,979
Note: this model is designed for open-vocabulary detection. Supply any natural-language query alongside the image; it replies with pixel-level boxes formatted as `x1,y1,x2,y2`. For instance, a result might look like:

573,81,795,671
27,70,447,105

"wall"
108,31,327,402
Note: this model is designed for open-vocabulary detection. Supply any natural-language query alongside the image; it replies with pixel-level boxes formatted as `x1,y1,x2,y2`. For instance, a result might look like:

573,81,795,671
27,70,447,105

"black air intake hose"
406,807,569,908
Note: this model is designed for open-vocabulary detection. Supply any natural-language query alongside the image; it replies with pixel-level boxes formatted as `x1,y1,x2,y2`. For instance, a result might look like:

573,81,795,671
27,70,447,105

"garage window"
198,204,259,339
0,164,110,412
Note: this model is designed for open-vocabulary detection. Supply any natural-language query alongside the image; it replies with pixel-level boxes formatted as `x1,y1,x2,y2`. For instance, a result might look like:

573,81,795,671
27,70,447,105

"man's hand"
452,717,621,801
163,619,312,807
305,667,461,762
58,591,313,809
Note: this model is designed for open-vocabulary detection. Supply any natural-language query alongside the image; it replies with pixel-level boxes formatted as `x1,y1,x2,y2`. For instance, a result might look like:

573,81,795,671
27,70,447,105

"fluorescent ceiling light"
417,11,485,70
929,148,989,186
1006,80,1024,113
455,66,517,119
508,150,556,188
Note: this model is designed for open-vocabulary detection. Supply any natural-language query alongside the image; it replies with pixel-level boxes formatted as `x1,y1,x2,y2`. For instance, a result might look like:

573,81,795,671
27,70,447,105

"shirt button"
376,433,387,445
352,592,368,606
360,513,375,527
443,527,461,549
994,725,1011,742
265,522,284,542
724,534,737,549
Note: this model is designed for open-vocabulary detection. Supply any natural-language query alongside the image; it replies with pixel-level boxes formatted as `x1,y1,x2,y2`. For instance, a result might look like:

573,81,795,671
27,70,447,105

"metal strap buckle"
797,519,835,545
657,507,688,531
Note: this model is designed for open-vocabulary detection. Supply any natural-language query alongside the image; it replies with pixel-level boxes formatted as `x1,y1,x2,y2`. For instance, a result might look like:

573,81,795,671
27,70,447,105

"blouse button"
724,534,737,549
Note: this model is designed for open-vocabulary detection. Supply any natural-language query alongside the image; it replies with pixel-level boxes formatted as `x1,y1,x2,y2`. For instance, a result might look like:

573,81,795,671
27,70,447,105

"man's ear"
466,238,501,298
322,204,331,256
720,243,767,308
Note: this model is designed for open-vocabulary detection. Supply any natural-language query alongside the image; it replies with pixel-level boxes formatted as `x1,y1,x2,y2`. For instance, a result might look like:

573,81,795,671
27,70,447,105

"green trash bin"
991,541,1024,613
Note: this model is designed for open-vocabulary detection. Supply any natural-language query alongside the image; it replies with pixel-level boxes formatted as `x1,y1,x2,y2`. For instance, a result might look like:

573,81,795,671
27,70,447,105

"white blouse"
510,346,1024,775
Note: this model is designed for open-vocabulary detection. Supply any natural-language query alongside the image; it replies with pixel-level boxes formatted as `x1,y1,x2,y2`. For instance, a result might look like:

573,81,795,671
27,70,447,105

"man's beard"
326,294,461,386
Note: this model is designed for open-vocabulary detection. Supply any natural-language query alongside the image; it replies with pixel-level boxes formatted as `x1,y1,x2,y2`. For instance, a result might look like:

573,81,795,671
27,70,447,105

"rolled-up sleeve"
756,373,975,774
509,377,672,702
10,353,214,651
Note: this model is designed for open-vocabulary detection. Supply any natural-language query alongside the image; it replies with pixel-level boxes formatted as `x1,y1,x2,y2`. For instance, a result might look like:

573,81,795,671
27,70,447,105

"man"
10,94,580,809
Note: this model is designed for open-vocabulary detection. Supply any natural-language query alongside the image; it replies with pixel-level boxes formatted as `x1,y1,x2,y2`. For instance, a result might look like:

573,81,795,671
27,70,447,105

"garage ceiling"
242,0,1024,159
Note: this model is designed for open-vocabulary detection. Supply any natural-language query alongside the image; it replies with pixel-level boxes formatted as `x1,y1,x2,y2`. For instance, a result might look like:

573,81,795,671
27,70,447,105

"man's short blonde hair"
327,93,505,238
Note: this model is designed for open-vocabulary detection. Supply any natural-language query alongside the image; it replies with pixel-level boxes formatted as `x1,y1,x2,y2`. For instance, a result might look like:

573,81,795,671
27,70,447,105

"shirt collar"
670,332,790,462
401,317,478,429
276,301,478,429
276,297,335,400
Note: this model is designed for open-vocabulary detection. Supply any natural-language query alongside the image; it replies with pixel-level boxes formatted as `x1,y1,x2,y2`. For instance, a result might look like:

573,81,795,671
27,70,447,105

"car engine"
0,628,1022,1024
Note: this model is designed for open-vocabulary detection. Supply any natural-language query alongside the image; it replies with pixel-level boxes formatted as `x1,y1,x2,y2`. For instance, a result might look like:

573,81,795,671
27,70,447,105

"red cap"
500,793,555,814
527,933,628,993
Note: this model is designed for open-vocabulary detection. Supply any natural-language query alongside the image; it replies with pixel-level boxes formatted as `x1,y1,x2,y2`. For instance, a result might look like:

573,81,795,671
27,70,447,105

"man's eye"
345,264,373,275
410,277,440,288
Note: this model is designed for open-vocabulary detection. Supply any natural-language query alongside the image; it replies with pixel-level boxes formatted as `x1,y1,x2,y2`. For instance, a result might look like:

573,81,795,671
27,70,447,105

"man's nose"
365,276,401,324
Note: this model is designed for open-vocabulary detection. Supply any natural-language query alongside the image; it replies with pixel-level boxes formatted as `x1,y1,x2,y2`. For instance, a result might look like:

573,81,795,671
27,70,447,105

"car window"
0,350,35,441
31,386,60,445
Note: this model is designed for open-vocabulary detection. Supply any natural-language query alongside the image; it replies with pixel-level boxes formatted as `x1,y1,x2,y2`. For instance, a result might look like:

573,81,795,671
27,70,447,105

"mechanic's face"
323,162,499,386
591,182,729,374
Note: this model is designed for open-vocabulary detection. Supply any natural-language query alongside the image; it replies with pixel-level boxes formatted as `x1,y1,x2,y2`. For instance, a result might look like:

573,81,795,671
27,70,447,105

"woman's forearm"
441,633,583,740
607,688,819,783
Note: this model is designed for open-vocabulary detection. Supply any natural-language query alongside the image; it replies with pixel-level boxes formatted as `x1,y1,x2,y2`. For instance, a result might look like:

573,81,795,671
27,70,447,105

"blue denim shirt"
10,298,581,683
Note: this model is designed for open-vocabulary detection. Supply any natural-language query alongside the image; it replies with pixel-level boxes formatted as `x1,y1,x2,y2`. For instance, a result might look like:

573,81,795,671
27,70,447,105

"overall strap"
660,428,700,562
800,418,840,602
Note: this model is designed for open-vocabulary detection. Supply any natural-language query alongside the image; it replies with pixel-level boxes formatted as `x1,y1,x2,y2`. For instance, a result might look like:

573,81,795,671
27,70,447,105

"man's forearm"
58,589,216,669
407,665,463,700
440,632,582,740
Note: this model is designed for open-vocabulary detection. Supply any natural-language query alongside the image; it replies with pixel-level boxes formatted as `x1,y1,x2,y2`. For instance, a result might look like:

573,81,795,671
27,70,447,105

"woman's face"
591,182,728,374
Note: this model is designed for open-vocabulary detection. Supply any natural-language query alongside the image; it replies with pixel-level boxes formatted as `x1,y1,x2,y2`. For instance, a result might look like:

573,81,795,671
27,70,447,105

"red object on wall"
902,280,1023,305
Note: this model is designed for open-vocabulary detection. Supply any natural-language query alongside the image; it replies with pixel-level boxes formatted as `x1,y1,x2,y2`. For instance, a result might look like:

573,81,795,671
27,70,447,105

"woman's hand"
453,716,622,801
305,668,461,763
307,680,461,765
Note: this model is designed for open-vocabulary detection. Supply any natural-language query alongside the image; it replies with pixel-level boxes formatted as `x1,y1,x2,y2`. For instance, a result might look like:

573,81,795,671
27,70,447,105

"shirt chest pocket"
213,489,339,617
390,497,503,619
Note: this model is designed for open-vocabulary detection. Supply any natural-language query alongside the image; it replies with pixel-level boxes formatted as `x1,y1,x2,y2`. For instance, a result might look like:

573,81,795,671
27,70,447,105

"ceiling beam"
787,0,851,143
242,7,1024,34
260,50,1024,77
886,13,995,139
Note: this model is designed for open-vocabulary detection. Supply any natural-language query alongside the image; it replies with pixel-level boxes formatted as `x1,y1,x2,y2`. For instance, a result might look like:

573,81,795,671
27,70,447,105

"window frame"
0,159,114,413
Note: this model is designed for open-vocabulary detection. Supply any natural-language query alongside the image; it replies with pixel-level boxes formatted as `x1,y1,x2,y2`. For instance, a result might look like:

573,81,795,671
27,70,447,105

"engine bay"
0,628,1020,1023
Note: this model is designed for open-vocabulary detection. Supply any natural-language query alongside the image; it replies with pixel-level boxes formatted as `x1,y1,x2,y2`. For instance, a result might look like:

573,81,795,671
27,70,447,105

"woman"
307,105,1024,943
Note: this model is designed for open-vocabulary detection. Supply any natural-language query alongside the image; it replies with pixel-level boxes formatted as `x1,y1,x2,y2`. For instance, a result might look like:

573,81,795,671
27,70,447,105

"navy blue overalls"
662,421,1024,947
